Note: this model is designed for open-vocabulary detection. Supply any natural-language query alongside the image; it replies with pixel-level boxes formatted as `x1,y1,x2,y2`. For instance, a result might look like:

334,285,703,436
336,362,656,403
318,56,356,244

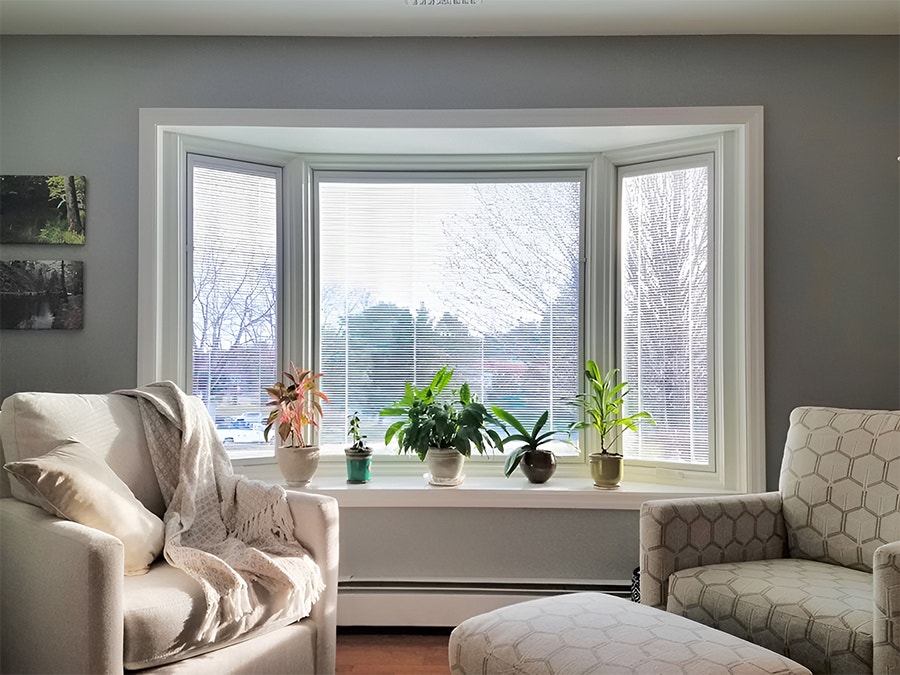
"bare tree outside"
621,164,710,464
317,178,582,451
190,163,278,452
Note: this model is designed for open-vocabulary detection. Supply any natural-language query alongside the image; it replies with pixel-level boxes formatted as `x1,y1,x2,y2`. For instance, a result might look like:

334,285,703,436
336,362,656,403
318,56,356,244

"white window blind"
189,156,279,458
619,156,712,466
315,174,583,455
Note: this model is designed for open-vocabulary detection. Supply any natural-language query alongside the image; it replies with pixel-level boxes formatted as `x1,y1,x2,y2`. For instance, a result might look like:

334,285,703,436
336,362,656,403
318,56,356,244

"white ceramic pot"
425,447,465,486
276,445,320,487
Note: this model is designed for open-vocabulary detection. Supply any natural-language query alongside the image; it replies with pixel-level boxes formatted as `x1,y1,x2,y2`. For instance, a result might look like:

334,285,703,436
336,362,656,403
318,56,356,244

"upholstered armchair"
640,407,900,674
0,390,339,674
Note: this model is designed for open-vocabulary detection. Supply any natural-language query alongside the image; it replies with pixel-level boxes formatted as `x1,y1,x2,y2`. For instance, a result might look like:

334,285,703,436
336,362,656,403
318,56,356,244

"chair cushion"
0,392,165,517
123,560,306,669
668,558,874,674
779,407,900,572
4,438,164,575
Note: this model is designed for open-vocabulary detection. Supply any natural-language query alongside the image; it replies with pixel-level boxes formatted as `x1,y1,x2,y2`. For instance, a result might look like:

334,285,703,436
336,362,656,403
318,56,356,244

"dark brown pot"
520,449,557,484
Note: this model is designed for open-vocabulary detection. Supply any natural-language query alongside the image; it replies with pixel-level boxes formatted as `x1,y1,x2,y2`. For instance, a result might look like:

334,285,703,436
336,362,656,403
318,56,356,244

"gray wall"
1,36,898,586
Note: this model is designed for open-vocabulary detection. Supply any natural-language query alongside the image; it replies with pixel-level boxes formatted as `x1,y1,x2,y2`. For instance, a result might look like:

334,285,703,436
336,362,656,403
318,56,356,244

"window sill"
285,475,738,510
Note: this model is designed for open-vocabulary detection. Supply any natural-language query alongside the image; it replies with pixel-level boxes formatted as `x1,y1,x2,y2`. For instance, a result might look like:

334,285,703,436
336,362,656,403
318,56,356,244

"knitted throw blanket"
120,381,324,644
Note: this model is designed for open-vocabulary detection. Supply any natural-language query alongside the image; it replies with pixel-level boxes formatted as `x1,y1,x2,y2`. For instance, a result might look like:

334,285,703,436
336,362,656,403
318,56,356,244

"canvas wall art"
0,175,86,244
0,260,84,329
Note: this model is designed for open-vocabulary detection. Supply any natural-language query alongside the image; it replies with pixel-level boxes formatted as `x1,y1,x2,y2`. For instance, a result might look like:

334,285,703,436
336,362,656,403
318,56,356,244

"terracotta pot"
590,452,623,489
520,449,557,484
425,447,465,486
276,445,320,487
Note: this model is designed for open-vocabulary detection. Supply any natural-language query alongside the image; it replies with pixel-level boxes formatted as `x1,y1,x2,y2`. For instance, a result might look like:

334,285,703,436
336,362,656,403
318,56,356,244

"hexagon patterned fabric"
449,592,811,674
639,492,787,610
873,542,900,673
668,558,873,674
779,407,900,572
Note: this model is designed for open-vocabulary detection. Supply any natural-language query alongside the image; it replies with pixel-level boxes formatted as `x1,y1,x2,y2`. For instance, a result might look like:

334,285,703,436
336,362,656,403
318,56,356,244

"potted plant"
344,412,373,484
569,360,654,489
380,366,504,486
491,407,571,484
264,363,328,487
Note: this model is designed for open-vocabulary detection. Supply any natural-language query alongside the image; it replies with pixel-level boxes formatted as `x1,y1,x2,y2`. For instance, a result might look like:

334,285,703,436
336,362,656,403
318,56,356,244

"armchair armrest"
639,491,786,609
874,540,900,675
285,490,339,675
0,498,124,674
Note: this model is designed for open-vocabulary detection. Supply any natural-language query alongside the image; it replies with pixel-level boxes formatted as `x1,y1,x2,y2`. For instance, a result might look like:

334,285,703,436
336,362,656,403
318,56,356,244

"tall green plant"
569,360,654,456
380,366,504,461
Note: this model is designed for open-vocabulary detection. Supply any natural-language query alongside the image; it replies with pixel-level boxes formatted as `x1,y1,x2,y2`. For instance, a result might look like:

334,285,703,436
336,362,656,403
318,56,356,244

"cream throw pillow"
4,438,165,575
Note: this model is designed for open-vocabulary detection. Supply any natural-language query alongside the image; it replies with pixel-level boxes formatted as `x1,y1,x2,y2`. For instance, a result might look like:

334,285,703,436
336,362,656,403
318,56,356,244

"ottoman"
449,593,811,674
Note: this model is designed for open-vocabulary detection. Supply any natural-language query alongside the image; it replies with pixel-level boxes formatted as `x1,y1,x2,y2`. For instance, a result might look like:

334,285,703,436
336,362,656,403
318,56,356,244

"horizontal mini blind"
316,174,582,454
189,156,279,458
619,157,712,466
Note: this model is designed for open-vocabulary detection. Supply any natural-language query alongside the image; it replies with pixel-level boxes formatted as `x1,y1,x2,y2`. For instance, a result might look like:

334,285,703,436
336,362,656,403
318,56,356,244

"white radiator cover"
337,579,632,626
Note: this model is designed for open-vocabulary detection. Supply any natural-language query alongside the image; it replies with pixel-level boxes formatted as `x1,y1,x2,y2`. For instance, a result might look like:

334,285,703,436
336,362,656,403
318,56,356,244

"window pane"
190,160,278,459
317,177,581,456
620,163,710,465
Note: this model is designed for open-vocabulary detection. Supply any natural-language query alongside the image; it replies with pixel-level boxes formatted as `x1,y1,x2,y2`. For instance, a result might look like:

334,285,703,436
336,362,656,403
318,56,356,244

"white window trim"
138,107,765,498
607,139,741,490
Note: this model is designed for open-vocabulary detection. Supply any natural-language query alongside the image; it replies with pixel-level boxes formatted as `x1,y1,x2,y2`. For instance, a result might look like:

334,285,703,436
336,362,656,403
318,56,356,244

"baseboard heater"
337,579,631,627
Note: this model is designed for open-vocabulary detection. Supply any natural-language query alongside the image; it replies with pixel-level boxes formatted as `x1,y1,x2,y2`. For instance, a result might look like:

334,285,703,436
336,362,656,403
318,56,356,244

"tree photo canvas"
0,175,86,244
0,260,84,329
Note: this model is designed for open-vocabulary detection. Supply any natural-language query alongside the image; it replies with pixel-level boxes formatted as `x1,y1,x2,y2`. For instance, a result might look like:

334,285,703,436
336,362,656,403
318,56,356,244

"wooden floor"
336,629,452,675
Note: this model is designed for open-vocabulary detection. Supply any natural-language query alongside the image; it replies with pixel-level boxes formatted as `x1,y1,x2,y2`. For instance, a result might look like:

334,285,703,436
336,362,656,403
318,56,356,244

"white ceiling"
1,0,898,37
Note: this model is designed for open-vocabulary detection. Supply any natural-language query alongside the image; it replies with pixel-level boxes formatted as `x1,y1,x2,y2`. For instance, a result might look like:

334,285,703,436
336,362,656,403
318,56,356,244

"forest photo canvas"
0,260,84,329
0,175,86,244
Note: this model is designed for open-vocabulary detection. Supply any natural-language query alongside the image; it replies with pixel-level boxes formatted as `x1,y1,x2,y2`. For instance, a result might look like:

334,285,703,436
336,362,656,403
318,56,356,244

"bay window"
138,107,764,492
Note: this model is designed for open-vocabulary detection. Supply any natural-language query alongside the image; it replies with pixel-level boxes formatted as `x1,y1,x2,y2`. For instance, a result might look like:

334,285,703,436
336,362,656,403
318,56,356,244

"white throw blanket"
119,381,324,644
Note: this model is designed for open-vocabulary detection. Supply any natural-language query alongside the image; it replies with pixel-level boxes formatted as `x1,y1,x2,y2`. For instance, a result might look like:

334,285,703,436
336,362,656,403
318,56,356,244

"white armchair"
0,391,339,674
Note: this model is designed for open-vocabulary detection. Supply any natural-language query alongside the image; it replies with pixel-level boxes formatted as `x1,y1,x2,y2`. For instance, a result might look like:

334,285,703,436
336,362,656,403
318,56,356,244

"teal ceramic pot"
345,449,373,484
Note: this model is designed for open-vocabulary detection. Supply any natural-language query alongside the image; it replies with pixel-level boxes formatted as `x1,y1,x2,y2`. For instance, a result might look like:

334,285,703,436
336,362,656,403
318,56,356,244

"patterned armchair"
640,407,900,674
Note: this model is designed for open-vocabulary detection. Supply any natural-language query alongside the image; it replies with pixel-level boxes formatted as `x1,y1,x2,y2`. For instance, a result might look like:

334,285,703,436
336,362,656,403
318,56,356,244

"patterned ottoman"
449,593,811,674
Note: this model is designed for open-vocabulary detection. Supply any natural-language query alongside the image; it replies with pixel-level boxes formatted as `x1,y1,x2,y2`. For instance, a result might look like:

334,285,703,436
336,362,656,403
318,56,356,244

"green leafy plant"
491,407,572,478
37,215,85,244
568,360,654,456
263,363,329,446
346,412,371,452
380,366,504,461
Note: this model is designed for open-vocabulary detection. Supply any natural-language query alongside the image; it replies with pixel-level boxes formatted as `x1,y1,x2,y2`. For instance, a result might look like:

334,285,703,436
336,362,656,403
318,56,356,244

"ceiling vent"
406,0,483,5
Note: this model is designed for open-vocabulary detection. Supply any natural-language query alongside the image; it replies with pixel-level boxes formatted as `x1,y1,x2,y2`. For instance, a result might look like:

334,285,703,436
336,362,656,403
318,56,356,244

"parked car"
234,411,266,425
216,424,266,443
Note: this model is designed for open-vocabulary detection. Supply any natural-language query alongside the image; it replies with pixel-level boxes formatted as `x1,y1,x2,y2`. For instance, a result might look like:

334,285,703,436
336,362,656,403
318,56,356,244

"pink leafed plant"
263,363,329,447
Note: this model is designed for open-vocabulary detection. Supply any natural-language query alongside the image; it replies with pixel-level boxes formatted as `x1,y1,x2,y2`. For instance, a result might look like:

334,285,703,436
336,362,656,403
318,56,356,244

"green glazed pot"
589,452,623,489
